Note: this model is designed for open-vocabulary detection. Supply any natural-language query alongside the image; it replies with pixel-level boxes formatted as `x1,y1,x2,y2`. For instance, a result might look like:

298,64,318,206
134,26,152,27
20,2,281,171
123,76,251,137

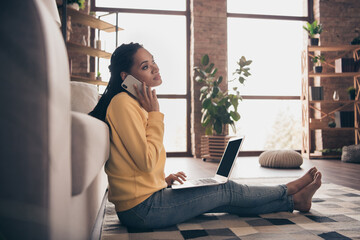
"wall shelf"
308,45,360,52
71,75,108,86
66,7,123,33
301,45,360,159
59,4,123,86
66,42,111,59
309,72,360,78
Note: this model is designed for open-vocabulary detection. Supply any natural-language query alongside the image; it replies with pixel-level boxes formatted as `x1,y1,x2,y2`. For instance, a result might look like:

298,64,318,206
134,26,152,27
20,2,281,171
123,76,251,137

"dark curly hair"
89,42,143,122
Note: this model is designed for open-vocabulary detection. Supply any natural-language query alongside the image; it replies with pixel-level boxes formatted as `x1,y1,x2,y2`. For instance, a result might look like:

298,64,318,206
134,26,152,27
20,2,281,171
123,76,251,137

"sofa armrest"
71,111,110,196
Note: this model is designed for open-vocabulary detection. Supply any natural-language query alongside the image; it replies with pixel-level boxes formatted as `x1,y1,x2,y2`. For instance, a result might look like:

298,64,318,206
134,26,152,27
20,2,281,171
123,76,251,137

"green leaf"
211,68,218,76
218,98,227,106
200,86,208,93
199,69,207,77
214,120,223,135
202,98,212,109
211,87,219,98
195,76,203,82
230,111,240,121
217,76,223,85
201,54,209,66
231,97,239,109
239,57,246,67
205,63,214,73
201,111,211,126
238,76,245,84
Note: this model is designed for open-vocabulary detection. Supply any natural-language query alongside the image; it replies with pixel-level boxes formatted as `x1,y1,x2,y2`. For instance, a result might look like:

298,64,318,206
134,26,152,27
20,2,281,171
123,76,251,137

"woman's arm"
106,93,164,172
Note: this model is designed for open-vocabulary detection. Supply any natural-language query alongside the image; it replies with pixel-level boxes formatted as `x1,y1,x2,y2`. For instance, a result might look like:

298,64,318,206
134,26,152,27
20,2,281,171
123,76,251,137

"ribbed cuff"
148,111,164,121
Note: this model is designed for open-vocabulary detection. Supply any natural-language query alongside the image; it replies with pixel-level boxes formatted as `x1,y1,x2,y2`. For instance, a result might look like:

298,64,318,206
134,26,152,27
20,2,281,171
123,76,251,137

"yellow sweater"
105,92,167,212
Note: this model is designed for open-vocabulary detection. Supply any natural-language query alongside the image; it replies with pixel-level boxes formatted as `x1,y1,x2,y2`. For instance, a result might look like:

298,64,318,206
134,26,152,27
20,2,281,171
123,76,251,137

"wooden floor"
165,156,360,191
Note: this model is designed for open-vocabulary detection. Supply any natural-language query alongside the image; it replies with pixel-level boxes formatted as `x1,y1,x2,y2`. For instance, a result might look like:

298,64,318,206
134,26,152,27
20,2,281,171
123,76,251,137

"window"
95,0,185,11
227,0,309,152
93,1,190,155
228,0,306,17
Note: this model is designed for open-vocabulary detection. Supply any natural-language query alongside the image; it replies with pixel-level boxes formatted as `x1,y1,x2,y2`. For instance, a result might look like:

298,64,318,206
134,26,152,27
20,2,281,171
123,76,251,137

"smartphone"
121,75,145,98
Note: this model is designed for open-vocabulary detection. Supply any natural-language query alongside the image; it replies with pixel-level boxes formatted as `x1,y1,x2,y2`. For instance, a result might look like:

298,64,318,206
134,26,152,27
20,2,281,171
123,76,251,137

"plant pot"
201,135,232,161
328,121,336,128
310,38,319,46
314,66,323,73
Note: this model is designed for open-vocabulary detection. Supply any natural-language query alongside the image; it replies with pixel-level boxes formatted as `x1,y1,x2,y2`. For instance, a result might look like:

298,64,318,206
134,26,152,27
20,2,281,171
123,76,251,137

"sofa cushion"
341,144,360,163
0,0,72,238
259,150,303,168
71,111,110,195
71,82,98,114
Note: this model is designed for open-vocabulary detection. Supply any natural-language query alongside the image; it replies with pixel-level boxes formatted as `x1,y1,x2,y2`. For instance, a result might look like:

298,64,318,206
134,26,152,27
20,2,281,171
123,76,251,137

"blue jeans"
117,180,294,229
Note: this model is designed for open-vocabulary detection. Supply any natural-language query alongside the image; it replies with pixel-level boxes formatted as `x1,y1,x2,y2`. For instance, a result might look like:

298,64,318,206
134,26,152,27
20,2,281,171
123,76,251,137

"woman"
89,42,322,229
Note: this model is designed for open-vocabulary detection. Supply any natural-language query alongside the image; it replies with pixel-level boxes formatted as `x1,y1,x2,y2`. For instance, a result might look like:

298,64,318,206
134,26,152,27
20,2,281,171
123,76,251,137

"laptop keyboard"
191,178,219,185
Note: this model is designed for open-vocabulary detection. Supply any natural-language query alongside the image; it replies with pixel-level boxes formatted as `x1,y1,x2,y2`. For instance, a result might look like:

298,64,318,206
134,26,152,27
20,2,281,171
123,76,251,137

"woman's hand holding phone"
134,82,159,112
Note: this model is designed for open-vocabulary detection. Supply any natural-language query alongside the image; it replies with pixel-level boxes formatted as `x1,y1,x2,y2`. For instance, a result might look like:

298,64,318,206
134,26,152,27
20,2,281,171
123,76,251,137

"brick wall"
190,0,228,157
67,1,90,77
70,0,359,156
313,0,360,151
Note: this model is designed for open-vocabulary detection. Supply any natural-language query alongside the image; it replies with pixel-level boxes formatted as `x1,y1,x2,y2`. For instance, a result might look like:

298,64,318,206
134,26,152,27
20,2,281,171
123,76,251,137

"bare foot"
286,167,317,195
293,172,322,212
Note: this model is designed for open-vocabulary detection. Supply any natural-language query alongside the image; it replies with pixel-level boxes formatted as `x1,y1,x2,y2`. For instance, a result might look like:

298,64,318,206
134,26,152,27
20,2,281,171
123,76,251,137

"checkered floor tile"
101,178,360,240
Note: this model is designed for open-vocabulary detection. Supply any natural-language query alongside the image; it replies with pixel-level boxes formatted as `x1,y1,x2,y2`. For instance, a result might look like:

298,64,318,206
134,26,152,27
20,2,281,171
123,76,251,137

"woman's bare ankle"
286,167,317,195
293,172,322,212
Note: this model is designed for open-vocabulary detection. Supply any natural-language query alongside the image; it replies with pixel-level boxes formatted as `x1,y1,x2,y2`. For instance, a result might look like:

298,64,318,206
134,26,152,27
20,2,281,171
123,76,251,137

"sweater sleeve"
106,94,165,173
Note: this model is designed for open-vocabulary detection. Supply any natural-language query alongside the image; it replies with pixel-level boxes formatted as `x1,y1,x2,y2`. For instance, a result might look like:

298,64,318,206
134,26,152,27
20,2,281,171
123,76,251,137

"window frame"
90,0,192,157
227,0,312,156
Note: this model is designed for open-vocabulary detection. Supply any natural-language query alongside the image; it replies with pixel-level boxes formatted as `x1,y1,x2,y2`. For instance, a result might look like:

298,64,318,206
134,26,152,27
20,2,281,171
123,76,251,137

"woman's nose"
152,64,159,73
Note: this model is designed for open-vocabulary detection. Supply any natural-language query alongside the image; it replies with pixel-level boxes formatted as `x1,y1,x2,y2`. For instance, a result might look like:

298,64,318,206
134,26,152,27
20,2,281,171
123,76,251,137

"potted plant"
67,0,85,10
320,148,342,156
312,55,325,73
96,71,102,81
195,54,252,160
303,20,323,46
347,86,356,100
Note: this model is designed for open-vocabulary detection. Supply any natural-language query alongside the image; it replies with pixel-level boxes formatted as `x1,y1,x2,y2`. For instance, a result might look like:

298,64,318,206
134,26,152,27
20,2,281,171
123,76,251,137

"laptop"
172,136,244,189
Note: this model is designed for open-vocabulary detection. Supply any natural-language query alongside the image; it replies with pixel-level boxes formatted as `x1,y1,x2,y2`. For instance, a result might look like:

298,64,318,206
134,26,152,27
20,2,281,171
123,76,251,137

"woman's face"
127,48,162,87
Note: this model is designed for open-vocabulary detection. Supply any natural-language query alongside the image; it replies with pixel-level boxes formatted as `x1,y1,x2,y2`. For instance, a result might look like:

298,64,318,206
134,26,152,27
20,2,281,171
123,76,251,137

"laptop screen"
216,138,243,177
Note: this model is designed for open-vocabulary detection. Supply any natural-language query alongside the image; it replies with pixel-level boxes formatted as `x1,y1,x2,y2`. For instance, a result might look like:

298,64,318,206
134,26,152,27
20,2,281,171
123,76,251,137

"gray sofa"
0,0,110,239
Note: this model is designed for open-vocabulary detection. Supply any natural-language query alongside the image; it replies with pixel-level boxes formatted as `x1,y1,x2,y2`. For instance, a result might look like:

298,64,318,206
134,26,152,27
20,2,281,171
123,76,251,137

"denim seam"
142,191,222,210
227,186,285,200
142,185,287,210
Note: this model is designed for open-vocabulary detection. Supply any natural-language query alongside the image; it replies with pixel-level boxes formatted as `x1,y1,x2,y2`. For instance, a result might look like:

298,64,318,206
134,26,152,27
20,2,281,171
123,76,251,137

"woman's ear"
120,72,127,81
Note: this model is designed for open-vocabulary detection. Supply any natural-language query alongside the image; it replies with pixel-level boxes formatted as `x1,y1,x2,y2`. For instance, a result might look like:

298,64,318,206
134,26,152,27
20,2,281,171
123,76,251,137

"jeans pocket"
117,202,149,228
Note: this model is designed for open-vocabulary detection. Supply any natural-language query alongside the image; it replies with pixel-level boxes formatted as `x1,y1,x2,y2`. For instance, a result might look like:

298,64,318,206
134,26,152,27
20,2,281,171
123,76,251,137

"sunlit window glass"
96,0,185,11
97,13,186,95
159,99,187,152
227,0,307,17
228,18,303,96
229,100,302,151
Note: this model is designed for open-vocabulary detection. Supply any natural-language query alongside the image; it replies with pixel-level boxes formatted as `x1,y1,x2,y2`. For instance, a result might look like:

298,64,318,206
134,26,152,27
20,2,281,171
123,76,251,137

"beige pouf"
259,150,303,169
